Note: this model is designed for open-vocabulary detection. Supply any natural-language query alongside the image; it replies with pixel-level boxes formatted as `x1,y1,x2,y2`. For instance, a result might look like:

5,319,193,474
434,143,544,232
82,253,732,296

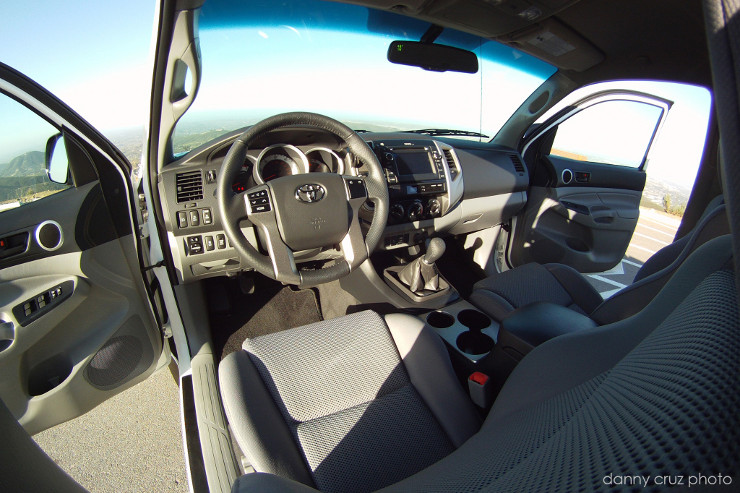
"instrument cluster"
231,144,347,193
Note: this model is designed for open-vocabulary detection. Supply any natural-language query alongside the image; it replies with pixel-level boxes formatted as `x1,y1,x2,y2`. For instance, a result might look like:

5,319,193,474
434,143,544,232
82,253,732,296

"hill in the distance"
0,151,45,178
640,175,692,213
0,150,66,205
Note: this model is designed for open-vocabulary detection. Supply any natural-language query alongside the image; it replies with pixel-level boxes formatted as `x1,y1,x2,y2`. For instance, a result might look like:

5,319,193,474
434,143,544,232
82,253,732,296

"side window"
0,93,70,213
550,100,664,168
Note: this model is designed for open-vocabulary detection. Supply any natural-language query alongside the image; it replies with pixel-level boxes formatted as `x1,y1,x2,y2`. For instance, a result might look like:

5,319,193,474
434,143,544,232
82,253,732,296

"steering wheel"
217,112,389,287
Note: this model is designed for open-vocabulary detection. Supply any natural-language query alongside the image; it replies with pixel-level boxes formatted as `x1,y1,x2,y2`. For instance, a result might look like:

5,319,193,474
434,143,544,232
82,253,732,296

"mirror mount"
420,24,444,44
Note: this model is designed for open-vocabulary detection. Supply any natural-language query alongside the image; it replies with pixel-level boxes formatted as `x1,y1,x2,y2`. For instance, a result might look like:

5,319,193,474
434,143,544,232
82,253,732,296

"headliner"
342,0,711,88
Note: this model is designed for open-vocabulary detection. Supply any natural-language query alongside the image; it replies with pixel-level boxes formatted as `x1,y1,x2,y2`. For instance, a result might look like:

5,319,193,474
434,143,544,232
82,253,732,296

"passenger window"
0,93,70,213
550,100,664,168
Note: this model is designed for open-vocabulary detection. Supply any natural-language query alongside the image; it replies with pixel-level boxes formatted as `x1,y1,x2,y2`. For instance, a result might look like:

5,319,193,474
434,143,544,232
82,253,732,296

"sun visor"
498,18,604,71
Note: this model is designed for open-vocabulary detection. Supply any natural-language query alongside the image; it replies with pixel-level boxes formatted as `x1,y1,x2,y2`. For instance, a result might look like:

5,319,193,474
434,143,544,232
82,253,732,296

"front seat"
223,235,740,493
469,195,727,325
219,310,481,492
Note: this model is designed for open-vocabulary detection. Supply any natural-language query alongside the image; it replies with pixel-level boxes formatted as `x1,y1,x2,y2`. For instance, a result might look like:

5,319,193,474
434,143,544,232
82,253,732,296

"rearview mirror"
45,133,70,185
387,41,478,74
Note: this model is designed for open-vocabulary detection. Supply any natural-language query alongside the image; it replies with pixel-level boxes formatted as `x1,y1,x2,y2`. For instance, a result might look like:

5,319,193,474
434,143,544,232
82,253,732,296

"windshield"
172,0,556,155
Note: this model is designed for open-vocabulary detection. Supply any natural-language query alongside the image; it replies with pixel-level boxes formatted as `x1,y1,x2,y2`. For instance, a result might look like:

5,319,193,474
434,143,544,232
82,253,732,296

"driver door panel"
0,181,162,435
0,66,163,435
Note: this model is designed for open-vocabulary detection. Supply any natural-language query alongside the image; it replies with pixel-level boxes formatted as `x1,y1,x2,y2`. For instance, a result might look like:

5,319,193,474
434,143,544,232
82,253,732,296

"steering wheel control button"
202,208,213,225
248,190,272,213
253,204,272,213
295,184,326,203
187,235,203,255
346,179,367,199
216,234,226,249
189,210,200,226
177,211,188,229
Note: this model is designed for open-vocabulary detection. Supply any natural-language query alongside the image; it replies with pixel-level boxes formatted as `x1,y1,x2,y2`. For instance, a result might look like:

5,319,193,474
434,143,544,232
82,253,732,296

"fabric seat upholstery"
230,235,740,493
219,310,480,493
470,196,727,325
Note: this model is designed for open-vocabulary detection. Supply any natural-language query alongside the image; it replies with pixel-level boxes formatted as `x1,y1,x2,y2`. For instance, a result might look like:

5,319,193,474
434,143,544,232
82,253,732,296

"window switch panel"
12,280,74,327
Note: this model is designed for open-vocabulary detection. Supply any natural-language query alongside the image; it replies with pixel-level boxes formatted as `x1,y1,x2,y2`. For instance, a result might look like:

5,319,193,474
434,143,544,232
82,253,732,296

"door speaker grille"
85,336,143,388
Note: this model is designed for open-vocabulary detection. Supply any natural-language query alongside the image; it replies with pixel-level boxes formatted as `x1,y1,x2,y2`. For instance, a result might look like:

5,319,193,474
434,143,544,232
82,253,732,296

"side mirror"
45,133,70,184
387,40,479,74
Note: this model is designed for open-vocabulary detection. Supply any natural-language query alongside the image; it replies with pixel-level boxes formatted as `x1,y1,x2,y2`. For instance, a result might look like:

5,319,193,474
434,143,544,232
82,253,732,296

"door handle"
560,200,590,215
591,208,616,224
0,320,15,351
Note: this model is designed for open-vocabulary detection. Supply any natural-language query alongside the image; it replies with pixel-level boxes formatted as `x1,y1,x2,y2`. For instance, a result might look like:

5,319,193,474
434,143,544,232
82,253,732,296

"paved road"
33,369,188,493
585,207,680,297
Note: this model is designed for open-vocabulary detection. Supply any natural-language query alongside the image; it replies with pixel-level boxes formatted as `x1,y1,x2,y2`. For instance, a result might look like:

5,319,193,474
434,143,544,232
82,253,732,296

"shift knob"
423,238,446,264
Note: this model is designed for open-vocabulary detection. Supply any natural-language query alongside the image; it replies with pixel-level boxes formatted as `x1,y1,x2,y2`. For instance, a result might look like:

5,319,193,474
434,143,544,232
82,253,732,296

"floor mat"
208,276,322,361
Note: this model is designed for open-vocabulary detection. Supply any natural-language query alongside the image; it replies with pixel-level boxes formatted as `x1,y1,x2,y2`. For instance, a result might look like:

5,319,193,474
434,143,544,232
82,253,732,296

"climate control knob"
407,200,424,222
427,198,442,218
390,203,405,222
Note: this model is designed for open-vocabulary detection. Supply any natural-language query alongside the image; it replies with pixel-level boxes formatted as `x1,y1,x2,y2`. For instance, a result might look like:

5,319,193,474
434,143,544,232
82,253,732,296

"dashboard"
158,126,529,283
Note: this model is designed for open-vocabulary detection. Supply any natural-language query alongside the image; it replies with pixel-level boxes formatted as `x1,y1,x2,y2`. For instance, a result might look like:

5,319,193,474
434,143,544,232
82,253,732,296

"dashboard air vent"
442,149,458,178
509,153,525,174
176,170,203,203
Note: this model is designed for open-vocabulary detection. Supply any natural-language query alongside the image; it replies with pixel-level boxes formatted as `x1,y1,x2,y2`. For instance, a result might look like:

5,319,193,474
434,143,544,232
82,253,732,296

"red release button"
469,372,489,385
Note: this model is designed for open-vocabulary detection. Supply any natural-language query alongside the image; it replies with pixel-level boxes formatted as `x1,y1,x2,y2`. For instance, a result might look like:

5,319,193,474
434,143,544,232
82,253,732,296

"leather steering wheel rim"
217,112,388,287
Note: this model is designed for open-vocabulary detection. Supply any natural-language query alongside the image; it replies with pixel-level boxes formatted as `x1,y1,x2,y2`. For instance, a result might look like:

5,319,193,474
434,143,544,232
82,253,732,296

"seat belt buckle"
468,371,493,408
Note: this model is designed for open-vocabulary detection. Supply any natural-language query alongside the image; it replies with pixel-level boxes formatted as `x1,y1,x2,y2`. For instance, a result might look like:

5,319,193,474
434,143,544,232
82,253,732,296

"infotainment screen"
395,149,434,176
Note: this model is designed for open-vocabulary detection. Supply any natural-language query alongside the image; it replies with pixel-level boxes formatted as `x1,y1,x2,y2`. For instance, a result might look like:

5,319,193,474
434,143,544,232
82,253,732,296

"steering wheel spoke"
261,229,301,285
243,185,301,284
226,191,250,222
340,176,370,269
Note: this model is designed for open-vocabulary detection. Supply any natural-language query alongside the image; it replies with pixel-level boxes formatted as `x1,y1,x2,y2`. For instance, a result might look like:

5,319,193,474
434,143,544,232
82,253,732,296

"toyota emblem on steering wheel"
295,184,326,203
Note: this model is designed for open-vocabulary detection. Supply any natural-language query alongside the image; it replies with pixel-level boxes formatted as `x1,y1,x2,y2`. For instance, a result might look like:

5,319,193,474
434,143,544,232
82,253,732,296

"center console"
367,139,464,249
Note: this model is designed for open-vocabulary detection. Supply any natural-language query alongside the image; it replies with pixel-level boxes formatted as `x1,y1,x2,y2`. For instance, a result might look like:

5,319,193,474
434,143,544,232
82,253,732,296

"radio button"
390,203,405,222
427,199,442,217
407,201,423,222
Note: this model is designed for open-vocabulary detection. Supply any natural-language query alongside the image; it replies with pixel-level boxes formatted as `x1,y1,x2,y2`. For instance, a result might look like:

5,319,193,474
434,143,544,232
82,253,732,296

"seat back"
591,200,728,324
632,195,725,283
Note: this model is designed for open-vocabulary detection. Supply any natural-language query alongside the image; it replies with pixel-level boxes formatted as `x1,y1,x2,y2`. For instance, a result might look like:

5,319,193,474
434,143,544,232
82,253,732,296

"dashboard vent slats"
176,170,204,203
442,149,458,178
509,153,525,174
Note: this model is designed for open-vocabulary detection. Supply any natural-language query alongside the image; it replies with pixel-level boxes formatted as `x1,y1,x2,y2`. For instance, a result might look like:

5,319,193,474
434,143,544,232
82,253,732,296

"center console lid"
501,302,598,347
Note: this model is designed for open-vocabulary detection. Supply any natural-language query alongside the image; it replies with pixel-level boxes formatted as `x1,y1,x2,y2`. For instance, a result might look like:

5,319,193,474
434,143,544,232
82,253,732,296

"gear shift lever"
398,238,446,294
423,237,446,265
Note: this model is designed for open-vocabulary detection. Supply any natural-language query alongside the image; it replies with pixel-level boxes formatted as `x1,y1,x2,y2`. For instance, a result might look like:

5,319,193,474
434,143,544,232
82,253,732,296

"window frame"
522,90,673,172
0,88,72,213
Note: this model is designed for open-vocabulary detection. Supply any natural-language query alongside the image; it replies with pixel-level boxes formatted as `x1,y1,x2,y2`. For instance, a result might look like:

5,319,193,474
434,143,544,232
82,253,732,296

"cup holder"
427,311,455,328
456,331,495,355
426,308,495,357
455,309,493,355
457,309,491,330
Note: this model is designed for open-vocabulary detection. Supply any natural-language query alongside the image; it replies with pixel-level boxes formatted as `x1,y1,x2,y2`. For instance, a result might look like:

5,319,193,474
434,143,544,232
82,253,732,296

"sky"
0,0,155,161
0,0,712,190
